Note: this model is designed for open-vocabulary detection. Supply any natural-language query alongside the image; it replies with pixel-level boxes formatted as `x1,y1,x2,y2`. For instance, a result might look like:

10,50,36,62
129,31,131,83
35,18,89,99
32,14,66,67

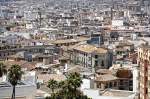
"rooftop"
101,89,135,97
95,74,118,82
82,89,136,99
2,60,36,71
94,47,108,54
50,37,89,44
96,69,112,74
73,44,108,54
117,41,134,47
37,74,66,83
74,44,97,53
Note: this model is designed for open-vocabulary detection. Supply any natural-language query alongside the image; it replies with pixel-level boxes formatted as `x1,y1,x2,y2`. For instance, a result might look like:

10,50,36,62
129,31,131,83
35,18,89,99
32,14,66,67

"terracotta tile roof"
67,65,83,73
73,44,108,54
2,60,36,71
74,44,97,53
37,74,66,83
116,69,132,78
118,41,133,47
95,74,118,82
94,47,108,54
96,69,112,74
51,37,89,44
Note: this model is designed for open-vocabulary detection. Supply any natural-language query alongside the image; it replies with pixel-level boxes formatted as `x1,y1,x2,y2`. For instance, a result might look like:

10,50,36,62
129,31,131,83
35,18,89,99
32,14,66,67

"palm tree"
58,81,65,89
0,62,7,77
8,65,23,99
66,72,82,97
67,72,82,89
46,72,91,99
47,79,58,94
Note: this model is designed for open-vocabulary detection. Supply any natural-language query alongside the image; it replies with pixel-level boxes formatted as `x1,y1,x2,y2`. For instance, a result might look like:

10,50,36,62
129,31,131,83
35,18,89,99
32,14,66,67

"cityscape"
0,0,150,99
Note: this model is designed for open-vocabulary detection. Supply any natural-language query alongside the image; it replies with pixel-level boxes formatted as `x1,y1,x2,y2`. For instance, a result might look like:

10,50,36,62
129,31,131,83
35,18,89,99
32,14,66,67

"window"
105,83,109,88
149,81,150,88
97,83,100,88
109,82,112,87
145,88,148,94
101,60,104,66
95,61,98,67
99,83,101,88
114,82,117,87
120,80,123,85
95,55,98,58
129,80,133,86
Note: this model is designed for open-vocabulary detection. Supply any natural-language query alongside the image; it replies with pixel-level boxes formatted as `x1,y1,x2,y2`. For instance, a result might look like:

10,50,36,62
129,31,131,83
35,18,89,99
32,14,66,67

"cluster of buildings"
0,0,150,99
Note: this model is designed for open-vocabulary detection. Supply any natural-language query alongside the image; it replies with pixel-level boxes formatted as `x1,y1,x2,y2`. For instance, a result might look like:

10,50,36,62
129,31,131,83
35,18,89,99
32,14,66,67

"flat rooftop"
81,89,136,99
101,89,135,97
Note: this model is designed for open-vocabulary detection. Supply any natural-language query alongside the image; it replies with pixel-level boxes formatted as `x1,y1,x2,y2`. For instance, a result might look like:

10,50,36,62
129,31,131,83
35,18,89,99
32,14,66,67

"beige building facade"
138,44,150,99
69,44,113,71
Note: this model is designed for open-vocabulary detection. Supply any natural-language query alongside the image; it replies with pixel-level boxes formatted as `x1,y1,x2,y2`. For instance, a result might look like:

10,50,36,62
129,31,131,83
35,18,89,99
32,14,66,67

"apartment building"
138,44,150,99
69,44,113,71
94,68,133,91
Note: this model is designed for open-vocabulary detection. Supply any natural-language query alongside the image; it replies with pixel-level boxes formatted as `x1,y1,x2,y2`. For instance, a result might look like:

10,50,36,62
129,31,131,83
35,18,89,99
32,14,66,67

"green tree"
8,65,23,99
47,79,58,94
0,62,7,77
69,72,82,88
68,72,82,98
58,81,65,89
46,72,91,99
57,72,83,98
